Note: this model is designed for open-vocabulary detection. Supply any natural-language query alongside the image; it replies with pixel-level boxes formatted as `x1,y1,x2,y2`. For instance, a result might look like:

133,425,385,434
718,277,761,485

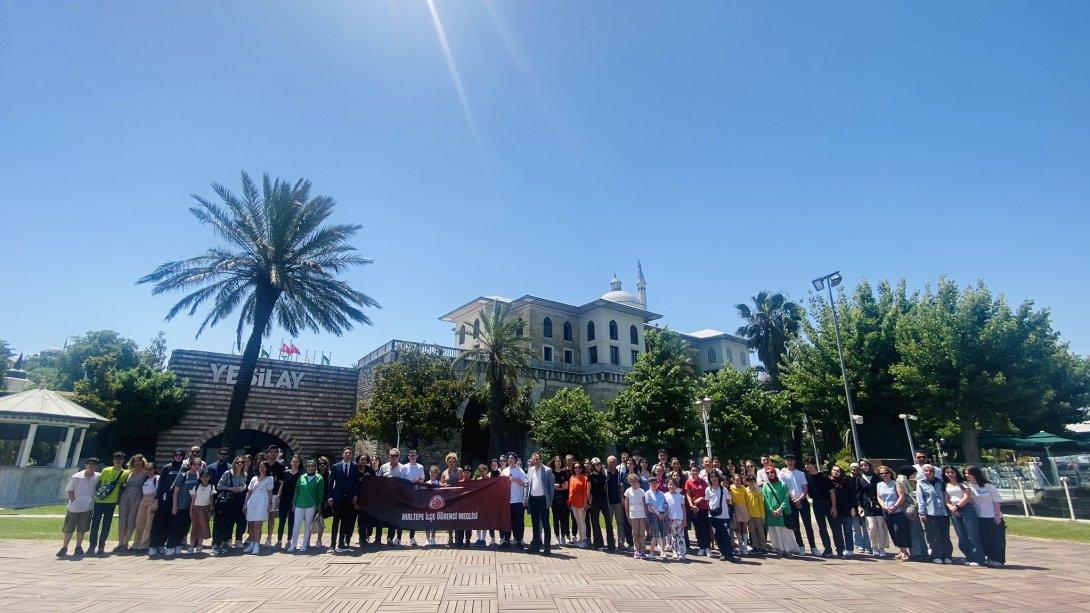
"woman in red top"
685,470,712,557
567,463,590,548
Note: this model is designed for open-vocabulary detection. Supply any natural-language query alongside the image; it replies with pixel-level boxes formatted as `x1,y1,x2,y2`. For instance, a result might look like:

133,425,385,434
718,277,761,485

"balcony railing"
359,339,632,377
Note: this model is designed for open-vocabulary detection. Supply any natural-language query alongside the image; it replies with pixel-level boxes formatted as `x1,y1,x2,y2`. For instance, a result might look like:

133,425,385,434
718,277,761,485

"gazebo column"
16,423,38,468
55,426,75,468
69,427,87,468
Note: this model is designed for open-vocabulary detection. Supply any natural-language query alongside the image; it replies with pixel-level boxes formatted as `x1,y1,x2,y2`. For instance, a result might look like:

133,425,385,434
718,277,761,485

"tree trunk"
960,417,981,465
221,287,279,454
487,370,505,460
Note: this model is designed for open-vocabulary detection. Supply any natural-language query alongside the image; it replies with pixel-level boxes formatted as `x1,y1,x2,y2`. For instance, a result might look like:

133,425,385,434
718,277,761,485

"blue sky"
2,2,1088,365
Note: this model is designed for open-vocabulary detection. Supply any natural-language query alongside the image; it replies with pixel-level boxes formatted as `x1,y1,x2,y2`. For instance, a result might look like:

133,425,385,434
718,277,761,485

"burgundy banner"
357,475,512,531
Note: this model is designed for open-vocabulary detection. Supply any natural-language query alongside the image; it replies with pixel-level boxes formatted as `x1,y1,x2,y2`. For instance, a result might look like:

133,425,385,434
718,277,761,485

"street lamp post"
813,271,863,460
695,397,712,459
930,437,945,464
396,418,405,452
898,413,918,458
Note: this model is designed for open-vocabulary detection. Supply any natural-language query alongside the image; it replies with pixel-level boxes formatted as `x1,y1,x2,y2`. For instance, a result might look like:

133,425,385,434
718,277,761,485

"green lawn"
1005,516,1090,544
0,504,68,515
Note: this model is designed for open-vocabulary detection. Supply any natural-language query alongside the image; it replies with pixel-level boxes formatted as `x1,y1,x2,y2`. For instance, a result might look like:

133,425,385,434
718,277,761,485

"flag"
287,342,300,356
260,348,270,358
320,353,331,366
280,342,294,356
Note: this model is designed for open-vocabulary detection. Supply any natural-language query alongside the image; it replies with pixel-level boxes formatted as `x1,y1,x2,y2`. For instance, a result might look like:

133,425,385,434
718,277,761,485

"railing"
359,339,634,378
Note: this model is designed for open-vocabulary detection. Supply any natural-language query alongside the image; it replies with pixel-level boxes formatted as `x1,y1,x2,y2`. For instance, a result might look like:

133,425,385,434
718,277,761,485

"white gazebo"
0,389,109,468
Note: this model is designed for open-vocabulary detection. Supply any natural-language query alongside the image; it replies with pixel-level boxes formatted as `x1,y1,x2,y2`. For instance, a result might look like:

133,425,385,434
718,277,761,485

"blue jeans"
951,505,984,564
837,515,855,552
89,502,116,550
852,515,871,550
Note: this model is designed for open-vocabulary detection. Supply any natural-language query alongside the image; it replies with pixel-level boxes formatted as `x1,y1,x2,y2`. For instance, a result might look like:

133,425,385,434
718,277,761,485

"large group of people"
55,444,1007,569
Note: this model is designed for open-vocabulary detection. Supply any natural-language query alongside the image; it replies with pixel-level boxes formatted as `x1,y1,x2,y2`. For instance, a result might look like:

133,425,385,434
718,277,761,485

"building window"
458,324,466,345
587,321,595,341
516,318,524,337
588,346,598,364
609,320,618,341
543,317,553,338
543,345,553,362
631,349,639,365
472,318,480,340
563,321,572,341
725,347,734,364
564,349,573,364
629,324,638,345
610,345,620,365
708,347,717,364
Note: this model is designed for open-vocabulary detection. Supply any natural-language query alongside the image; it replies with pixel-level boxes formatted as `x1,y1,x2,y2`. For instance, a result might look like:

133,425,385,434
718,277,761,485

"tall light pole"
695,397,712,459
802,414,821,466
898,413,918,458
813,271,863,460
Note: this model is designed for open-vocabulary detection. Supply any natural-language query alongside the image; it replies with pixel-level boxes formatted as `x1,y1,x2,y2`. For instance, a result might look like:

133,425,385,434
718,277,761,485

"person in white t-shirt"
398,449,425,546
58,458,101,558
500,453,527,548
780,454,817,555
755,456,774,485
623,473,648,559
664,477,688,560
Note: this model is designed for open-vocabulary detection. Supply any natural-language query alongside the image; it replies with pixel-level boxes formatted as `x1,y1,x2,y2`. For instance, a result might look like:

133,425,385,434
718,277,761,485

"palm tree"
139,172,379,452
735,290,803,390
458,301,534,457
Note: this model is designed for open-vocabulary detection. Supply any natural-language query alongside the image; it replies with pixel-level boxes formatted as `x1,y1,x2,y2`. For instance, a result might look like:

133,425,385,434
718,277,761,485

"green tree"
735,291,803,388
55,330,140,390
458,302,534,457
610,328,700,458
782,279,914,459
0,339,12,390
347,347,470,449
139,172,379,453
697,367,791,461
530,387,612,460
142,331,169,370
893,278,1090,463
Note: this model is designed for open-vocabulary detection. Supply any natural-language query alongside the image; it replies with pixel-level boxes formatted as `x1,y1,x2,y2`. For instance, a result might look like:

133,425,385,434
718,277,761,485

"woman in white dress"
244,461,274,554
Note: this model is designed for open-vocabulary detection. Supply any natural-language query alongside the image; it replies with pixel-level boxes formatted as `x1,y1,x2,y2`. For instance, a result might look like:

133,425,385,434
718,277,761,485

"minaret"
636,260,647,306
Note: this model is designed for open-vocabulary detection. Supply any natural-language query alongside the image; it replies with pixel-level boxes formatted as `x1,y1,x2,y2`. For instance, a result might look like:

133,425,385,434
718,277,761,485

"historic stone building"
158,349,358,462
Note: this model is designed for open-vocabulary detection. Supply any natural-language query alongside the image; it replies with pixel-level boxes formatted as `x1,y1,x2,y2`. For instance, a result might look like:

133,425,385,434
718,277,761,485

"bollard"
1060,477,1077,521
1006,465,1031,516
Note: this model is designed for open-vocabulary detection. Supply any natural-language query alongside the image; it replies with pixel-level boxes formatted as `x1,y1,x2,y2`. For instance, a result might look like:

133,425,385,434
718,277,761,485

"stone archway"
193,420,303,458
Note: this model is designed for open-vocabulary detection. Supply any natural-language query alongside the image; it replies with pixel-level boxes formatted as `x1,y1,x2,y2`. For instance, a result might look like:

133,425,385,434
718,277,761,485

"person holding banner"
501,453,527,549
441,453,468,547
286,459,323,552
524,452,555,555
377,448,404,546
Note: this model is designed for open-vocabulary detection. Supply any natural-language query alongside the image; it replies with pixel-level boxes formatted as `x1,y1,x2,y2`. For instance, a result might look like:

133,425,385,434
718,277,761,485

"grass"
0,517,64,540
1005,516,1090,544
0,504,68,515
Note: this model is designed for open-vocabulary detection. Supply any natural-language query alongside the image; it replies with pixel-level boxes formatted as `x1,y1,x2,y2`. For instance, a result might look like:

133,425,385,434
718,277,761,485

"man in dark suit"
328,447,360,552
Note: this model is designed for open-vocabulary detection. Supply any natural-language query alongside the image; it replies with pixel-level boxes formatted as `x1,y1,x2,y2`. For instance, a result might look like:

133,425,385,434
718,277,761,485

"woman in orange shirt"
567,463,590,547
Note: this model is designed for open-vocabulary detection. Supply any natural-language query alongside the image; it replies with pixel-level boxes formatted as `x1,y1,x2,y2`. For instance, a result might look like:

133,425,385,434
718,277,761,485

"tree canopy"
531,387,612,461
347,347,470,449
697,367,791,462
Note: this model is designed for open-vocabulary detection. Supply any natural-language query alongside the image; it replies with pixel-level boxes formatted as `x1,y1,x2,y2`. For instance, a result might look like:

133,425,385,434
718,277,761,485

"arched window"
472,318,480,339
725,347,734,364
543,317,553,338
708,347,717,364
516,318,525,337
609,320,618,341
587,321,596,341
563,321,573,341
629,324,639,345
458,324,466,345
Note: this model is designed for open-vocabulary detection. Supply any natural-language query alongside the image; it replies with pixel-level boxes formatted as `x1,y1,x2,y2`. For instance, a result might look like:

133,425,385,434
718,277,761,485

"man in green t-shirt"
87,450,129,556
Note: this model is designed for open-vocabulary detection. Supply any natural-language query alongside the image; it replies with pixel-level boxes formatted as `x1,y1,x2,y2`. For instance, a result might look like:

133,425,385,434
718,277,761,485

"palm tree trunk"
487,372,505,459
221,287,278,454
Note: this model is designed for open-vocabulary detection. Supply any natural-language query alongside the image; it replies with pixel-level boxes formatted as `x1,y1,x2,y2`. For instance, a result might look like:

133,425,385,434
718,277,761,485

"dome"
601,289,643,307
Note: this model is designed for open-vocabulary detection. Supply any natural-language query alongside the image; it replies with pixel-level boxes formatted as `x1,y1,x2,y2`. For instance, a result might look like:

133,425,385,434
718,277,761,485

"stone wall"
0,466,73,507
158,350,359,464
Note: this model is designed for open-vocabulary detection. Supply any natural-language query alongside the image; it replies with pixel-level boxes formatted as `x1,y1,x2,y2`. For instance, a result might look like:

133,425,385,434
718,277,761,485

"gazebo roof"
0,389,110,425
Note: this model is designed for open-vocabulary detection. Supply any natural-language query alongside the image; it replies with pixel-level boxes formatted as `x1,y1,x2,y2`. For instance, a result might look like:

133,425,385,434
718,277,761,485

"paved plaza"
1,536,1089,612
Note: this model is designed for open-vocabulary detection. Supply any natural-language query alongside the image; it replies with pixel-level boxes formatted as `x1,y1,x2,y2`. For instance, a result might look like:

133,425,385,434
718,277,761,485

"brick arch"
193,420,303,456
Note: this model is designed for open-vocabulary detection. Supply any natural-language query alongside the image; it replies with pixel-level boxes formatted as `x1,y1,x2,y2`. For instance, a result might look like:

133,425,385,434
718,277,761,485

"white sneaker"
843,550,853,558
409,537,417,547
966,561,980,567
706,549,714,558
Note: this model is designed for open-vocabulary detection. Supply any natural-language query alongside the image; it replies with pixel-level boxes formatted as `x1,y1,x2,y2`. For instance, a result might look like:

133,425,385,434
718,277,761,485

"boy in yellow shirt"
745,475,767,554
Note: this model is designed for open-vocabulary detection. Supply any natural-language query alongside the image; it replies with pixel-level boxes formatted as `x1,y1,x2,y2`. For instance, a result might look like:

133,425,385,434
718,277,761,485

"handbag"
95,469,125,500
710,488,724,517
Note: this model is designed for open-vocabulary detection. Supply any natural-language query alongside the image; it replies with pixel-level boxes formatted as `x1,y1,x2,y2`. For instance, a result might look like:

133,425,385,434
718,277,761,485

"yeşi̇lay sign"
208,363,306,390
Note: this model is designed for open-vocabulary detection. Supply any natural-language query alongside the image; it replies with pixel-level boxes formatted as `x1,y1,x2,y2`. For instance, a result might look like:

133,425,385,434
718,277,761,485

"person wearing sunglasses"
876,466,911,560
213,456,248,554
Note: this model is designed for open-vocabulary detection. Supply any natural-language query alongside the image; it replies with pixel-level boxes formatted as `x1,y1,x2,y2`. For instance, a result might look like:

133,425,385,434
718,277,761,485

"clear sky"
2,2,1088,365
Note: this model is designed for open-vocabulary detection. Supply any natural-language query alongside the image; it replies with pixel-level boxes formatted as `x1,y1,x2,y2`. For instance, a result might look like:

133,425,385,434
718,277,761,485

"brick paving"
2,536,1089,612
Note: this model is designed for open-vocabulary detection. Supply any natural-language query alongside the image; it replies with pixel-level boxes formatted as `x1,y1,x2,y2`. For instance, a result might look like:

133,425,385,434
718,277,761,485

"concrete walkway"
1,536,1089,612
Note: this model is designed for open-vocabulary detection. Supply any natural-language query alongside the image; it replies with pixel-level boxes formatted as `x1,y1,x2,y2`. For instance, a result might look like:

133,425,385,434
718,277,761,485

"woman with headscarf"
761,467,800,556
855,459,890,558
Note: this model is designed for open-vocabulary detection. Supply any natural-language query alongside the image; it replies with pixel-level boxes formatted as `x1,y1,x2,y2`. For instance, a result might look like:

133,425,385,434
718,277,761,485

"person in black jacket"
830,465,857,558
587,458,614,551
327,447,360,552
855,459,891,558
355,453,376,546
148,449,184,557
804,457,840,557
